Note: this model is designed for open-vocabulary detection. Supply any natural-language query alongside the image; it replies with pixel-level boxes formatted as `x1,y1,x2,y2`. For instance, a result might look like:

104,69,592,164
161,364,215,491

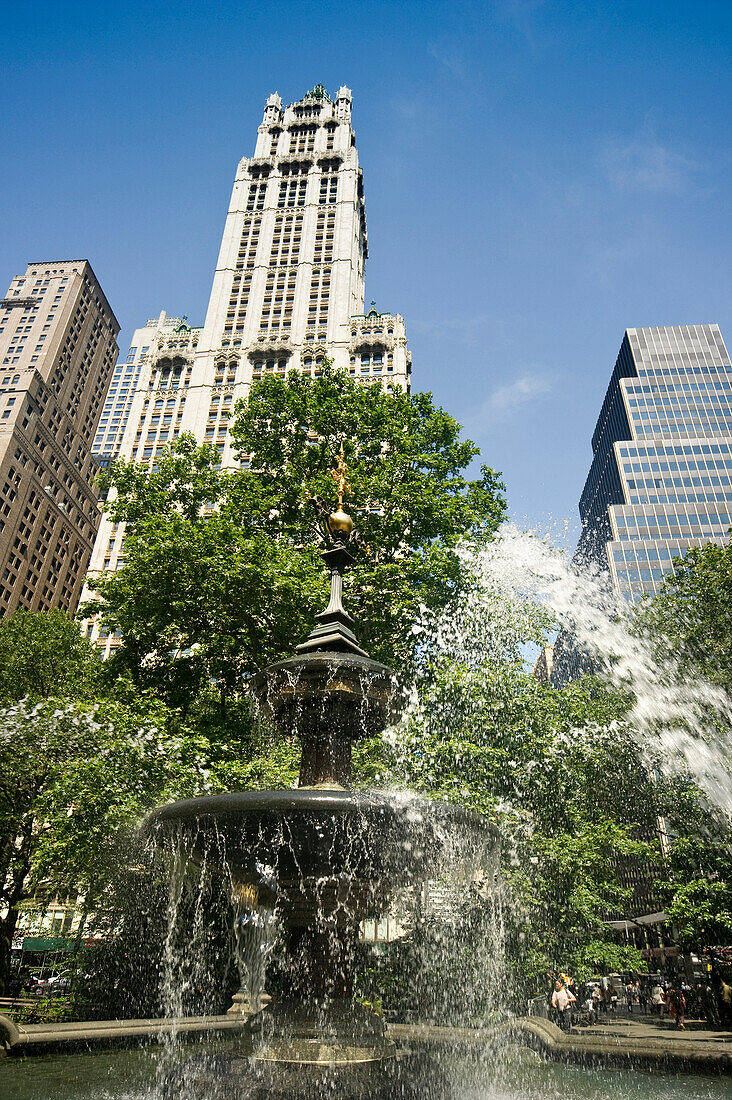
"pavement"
572,1013,732,1049
526,1013,732,1074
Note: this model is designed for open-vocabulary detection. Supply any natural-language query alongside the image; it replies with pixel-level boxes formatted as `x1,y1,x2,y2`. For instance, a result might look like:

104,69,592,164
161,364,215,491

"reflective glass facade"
578,324,732,602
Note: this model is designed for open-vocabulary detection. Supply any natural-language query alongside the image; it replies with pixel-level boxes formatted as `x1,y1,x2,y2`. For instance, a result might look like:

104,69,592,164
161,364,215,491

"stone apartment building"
0,261,119,615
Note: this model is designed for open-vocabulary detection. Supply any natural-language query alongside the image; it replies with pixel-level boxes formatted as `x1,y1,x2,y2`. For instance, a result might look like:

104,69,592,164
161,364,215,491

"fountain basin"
148,788,497,894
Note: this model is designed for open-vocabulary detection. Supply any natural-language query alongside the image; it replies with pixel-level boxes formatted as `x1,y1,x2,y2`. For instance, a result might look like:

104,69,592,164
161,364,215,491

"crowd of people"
547,972,732,1033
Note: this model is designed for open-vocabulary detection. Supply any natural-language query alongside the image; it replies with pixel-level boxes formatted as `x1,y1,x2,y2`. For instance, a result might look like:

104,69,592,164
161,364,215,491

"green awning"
22,936,75,952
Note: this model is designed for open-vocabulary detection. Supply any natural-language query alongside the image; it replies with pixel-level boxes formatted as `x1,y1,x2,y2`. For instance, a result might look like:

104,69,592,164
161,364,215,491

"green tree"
638,539,732,692
655,780,732,951
383,660,652,993
231,366,505,665
636,544,732,949
0,609,101,701
89,367,505,709
0,696,204,994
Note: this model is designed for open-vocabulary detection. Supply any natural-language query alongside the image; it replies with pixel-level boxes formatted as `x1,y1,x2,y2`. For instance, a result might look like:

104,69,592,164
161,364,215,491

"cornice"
350,334,395,353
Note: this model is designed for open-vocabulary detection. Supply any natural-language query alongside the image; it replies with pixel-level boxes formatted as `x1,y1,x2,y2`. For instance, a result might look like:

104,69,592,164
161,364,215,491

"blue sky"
2,0,730,535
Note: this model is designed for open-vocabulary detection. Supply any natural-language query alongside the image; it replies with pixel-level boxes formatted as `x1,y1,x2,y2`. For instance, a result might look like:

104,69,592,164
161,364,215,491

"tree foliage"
0,609,101,701
89,367,506,708
638,539,732,693
87,436,324,711
231,366,505,666
378,660,656,992
636,543,732,949
652,779,732,951
0,696,199,993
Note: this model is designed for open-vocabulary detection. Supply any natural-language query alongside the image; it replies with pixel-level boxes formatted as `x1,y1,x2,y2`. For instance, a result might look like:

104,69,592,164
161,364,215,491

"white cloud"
489,372,552,414
463,371,554,434
601,139,700,194
429,42,471,82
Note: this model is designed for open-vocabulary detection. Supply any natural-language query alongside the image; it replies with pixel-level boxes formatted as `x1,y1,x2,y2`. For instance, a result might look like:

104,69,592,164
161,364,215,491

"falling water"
417,522,732,815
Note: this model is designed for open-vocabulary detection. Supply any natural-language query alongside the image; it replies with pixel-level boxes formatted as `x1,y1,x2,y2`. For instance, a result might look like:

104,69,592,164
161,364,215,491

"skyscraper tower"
0,261,119,615
84,85,412,653
578,323,732,602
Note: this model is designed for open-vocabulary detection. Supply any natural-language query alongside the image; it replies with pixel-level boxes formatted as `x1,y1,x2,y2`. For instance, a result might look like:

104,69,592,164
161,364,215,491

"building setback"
0,261,119,614
577,324,732,602
92,312,187,469
84,85,412,654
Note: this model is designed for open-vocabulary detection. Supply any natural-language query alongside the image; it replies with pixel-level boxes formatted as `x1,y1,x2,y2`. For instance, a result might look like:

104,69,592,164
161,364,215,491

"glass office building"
577,324,732,602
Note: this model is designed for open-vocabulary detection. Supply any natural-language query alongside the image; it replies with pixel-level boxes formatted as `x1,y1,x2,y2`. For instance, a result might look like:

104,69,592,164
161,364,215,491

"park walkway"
572,1013,732,1052
545,1013,732,1074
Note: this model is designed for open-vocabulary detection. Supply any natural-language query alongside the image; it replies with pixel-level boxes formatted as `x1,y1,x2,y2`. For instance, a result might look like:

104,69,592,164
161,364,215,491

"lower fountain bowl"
147,788,497,889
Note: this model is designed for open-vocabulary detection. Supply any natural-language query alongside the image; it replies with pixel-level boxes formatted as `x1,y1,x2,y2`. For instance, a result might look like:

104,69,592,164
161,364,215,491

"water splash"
447,523,732,814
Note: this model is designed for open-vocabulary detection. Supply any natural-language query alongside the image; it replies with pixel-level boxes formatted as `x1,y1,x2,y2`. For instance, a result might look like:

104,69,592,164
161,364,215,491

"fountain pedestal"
149,480,497,1098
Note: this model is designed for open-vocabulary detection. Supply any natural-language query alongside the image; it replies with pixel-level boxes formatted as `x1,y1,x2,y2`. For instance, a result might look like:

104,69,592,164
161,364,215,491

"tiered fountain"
149,451,496,1098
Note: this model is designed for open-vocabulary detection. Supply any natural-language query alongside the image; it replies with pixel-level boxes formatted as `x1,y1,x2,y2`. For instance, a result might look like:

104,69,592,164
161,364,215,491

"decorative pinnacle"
295,444,366,657
328,442,354,538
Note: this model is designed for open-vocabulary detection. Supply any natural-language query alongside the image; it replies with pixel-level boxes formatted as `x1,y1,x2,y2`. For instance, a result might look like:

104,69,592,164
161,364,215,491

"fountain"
3,500,731,1099
148,449,497,1098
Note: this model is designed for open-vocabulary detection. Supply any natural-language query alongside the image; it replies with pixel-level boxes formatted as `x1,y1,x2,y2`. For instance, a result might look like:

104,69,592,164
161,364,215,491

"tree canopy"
638,539,732,694
0,608,101,701
88,367,506,709
378,659,653,988
635,544,732,951
0,695,194,993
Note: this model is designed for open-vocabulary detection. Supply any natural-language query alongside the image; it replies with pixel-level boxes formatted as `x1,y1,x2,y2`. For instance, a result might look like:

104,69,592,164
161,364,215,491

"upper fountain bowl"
250,652,404,743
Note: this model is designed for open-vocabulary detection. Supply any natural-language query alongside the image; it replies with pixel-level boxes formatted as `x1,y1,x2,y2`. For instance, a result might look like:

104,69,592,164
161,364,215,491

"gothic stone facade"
84,85,412,653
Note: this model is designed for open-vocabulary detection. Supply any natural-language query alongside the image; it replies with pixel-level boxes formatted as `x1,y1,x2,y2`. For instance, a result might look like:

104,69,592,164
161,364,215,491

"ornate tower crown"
304,84,330,102
262,92,283,124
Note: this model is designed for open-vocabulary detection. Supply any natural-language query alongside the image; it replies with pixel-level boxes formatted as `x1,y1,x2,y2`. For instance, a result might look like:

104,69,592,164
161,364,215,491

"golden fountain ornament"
328,443,354,537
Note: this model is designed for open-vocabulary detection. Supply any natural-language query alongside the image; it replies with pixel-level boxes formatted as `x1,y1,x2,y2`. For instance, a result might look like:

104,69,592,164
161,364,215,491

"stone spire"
262,92,283,124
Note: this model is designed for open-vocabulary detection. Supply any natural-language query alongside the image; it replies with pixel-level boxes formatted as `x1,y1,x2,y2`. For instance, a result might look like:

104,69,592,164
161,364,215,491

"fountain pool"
2,1043,730,1100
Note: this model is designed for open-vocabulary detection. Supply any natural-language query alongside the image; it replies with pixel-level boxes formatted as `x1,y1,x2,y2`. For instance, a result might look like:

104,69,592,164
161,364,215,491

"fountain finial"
294,442,367,657
328,442,354,538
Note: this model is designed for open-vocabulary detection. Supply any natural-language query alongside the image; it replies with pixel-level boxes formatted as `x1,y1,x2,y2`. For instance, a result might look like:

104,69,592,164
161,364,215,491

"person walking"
667,985,686,1030
583,990,597,1026
700,982,720,1027
608,984,619,1015
551,980,576,1032
651,982,665,1018
719,979,732,1029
